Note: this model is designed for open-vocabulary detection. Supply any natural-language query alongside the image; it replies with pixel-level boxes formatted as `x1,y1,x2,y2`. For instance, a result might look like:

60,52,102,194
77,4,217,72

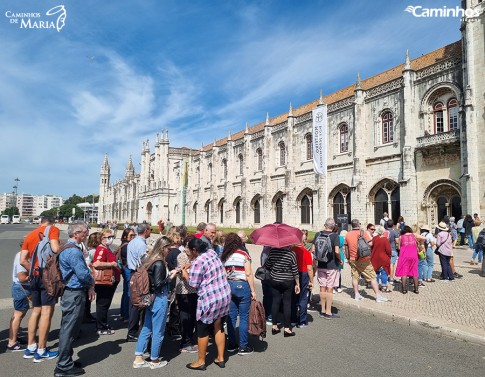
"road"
0,224,484,376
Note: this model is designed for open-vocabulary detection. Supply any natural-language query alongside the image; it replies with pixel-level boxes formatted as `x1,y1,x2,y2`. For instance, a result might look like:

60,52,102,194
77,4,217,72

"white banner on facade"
312,105,327,175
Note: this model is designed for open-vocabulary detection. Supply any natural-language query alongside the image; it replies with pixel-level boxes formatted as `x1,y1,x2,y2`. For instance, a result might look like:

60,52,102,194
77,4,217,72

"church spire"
102,153,110,169
265,112,270,126
245,121,249,134
288,102,294,117
125,155,135,178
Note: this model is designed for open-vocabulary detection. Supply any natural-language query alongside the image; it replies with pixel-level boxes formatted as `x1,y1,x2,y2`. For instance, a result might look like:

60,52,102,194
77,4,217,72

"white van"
1,215,10,224
12,215,21,224
33,217,41,224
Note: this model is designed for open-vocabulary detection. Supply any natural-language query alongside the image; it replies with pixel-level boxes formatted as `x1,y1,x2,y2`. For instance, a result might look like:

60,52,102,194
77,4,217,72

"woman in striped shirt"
264,247,300,337
221,233,257,355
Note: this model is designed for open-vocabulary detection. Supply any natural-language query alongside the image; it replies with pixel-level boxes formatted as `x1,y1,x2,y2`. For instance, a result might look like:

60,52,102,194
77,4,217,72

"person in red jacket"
371,225,392,292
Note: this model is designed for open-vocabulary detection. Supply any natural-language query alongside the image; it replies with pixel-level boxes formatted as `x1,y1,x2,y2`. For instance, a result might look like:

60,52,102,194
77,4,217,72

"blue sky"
0,0,461,198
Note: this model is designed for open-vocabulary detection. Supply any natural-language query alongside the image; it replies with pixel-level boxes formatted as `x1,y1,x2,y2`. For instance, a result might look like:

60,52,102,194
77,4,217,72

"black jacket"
148,260,169,294
464,218,474,235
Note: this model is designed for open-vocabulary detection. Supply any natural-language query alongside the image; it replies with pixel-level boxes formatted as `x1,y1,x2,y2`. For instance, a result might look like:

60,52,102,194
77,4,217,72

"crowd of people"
5,213,481,375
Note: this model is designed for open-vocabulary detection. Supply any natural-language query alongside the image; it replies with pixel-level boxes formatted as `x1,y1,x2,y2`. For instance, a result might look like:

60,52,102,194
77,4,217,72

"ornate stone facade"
99,2,485,230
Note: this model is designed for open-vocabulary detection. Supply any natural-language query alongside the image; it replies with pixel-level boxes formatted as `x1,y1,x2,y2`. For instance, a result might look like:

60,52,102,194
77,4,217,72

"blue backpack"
29,225,54,277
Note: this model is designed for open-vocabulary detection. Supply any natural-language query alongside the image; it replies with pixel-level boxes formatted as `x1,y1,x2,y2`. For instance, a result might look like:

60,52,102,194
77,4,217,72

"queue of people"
6,214,477,375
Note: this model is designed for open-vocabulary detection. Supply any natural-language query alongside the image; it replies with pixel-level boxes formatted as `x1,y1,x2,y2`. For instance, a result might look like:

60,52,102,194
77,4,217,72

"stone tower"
461,0,485,214
99,154,110,223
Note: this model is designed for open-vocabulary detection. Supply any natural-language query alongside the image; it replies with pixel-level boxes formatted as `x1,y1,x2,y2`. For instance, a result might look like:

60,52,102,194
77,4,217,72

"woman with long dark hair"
221,233,256,355
182,238,231,370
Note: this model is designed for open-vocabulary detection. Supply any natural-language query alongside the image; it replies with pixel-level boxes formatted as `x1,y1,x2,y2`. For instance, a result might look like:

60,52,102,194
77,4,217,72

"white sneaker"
354,293,364,301
376,295,389,303
337,288,343,293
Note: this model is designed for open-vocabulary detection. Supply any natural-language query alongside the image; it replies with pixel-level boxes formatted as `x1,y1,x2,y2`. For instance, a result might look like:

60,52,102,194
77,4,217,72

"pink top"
436,231,452,256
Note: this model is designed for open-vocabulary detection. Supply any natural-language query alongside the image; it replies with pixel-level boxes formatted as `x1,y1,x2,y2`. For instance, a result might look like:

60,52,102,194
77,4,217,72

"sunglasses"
102,236,114,240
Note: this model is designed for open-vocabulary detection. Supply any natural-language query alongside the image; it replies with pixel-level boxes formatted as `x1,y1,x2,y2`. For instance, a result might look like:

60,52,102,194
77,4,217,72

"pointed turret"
125,155,135,179
265,112,270,126
355,73,362,91
101,153,110,170
288,102,294,117
245,121,249,134
318,89,325,106
228,131,232,141
403,49,413,72
155,132,160,145
100,153,110,190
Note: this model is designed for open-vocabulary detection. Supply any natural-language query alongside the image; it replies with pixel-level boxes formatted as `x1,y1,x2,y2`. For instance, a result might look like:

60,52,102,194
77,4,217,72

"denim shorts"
391,250,398,264
12,282,31,312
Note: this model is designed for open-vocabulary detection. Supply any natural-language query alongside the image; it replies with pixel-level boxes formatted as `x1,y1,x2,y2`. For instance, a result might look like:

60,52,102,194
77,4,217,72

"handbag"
93,266,115,286
255,266,270,281
434,233,450,255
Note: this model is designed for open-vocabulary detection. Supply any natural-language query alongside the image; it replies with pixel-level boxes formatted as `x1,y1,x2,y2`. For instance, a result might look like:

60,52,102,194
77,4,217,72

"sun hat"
437,222,448,231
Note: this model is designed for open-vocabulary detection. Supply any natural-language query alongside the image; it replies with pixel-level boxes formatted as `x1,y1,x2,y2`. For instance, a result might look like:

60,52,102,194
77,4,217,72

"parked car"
12,215,21,224
33,217,41,224
1,215,9,224
24,218,32,223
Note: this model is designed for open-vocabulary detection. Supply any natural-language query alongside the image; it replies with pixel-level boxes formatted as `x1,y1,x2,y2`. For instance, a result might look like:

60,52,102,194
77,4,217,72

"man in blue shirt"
54,221,94,377
126,223,151,342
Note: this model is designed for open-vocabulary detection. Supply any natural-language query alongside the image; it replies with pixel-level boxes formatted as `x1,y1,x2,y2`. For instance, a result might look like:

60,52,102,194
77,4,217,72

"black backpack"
314,232,333,262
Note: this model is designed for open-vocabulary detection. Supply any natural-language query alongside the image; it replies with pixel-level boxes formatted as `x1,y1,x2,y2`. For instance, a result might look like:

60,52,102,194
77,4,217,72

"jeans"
270,279,294,328
425,247,434,280
418,259,427,281
120,267,131,320
467,234,474,249
135,292,169,360
375,267,388,285
57,289,85,371
298,272,309,325
261,279,273,320
472,245,484,263
439,254,454,280
227,281,251,348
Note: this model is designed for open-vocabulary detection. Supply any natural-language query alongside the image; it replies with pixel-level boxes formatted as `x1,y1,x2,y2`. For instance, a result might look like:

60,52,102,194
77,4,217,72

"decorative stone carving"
328,97,355,113
271,122,288,134
251,130,264,140
365,78,404,100
416,130,460,148
415,57,462,80
295,112,312,124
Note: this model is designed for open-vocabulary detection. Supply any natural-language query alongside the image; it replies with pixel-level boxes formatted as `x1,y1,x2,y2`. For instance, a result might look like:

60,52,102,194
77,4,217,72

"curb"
331,296,485,346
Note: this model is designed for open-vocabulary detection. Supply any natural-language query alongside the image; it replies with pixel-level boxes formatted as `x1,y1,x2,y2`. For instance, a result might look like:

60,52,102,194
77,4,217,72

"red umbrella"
250,223,303,248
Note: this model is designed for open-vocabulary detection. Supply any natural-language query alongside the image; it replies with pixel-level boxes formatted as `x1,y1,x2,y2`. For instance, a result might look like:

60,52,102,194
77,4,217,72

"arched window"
205,200,210,223
279,142,286,166
208,162,212,179
381,112,394,144
448,98,458,131
301,195,312,224
256,148,263,171
238,154,243,175
222,159,227,179
254,200,260,224
434,102,444,133
339,124,349,152
275,198,283,223
235,200,241,224
305,134,313,160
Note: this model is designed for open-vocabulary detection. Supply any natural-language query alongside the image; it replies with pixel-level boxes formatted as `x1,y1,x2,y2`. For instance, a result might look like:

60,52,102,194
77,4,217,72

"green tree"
2,206,20,217
84,194,99,204
58,204,84,218
64,194,84,205
40,208,58,217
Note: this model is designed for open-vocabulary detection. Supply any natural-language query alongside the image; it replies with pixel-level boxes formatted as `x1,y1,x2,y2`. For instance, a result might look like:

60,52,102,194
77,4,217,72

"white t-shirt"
12,252,27,284
421,232,436,250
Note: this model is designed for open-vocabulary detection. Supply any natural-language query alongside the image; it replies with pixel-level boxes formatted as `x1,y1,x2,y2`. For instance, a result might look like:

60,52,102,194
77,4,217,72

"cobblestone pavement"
246,243,485,344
